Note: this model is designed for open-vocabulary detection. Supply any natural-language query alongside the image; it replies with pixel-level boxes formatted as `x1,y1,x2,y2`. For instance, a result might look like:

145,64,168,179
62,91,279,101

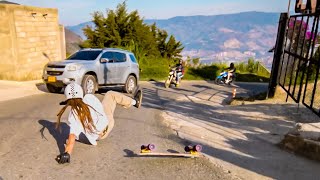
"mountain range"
65,11,281,68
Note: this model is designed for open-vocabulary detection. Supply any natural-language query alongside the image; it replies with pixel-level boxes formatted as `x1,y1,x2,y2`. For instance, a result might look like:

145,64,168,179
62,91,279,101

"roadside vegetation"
81,2,183,79
182,58,270,82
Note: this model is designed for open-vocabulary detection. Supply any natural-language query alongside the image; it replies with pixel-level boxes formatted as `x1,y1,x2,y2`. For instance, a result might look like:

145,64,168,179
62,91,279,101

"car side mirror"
100,58,111,63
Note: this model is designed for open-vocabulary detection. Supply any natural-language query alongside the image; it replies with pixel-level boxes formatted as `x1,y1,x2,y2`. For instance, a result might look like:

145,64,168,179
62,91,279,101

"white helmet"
64,82,84,100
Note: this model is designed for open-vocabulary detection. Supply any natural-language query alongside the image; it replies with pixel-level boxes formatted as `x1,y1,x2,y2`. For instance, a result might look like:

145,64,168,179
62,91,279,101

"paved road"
2,80,319,180
0,81,239,180
144,81,320,180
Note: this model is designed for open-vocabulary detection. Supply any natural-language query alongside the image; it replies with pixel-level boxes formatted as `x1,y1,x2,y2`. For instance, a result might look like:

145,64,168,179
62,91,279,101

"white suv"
42,48,140,94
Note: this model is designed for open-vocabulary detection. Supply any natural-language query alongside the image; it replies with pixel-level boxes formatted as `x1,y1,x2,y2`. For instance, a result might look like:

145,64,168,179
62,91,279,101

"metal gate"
269,11,320,118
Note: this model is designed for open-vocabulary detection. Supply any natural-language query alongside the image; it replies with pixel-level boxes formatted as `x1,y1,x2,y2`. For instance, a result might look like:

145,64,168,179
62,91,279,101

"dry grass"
304,82,320,110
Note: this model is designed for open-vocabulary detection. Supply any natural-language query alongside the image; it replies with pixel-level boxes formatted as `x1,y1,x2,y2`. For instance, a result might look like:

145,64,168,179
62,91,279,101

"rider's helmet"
179,59,183,64
64,82,84,100
230,62,234,68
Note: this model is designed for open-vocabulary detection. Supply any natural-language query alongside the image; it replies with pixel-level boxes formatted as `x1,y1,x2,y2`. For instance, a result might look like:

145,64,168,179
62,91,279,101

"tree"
164,35,184,60
247,58,255,73
192,57,200,67
82,2,183,61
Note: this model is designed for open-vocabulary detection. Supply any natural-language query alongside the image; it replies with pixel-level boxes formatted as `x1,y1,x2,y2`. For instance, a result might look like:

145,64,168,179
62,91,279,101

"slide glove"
56,152,70,164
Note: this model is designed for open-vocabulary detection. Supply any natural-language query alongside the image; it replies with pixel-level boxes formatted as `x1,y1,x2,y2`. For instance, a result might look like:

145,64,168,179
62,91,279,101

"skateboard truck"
184,145,202,155
140,144,155,153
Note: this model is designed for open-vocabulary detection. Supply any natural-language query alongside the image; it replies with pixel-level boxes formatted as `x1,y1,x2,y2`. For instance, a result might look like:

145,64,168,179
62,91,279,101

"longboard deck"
138,152,200,158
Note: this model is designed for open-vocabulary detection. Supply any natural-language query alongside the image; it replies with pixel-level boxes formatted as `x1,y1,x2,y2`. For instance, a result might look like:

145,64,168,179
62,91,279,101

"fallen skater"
55,82,142,164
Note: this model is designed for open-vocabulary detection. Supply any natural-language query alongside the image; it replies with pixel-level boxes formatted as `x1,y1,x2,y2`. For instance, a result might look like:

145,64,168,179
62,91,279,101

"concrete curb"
0,80,47,102
279,134,320,161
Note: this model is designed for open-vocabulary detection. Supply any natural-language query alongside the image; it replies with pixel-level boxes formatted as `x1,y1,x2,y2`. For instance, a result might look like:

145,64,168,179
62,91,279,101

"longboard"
138,152,200,158
138,144,202,158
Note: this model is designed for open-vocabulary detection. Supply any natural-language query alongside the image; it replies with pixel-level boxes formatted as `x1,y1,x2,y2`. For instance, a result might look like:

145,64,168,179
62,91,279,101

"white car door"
114,52,130,83
99,51,118,84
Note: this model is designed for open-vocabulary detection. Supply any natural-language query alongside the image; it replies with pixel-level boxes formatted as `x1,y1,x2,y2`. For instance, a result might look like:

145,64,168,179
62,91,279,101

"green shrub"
184,65,221,80
235,73,270,82
139,57,171,81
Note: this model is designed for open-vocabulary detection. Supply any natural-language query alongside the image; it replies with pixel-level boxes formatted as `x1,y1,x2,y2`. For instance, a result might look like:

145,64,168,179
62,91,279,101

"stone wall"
0,4,66,80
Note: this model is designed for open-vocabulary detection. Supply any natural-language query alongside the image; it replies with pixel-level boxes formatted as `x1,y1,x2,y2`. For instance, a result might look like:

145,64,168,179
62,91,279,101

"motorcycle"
215,71,235,85
164,67,182,88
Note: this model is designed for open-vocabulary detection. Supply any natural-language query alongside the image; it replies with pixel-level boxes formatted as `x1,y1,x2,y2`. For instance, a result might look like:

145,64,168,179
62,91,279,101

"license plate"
48,76,56,82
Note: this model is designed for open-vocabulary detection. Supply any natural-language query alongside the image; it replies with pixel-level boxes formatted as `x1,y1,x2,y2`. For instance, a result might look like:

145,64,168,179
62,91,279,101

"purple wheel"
148,144,155,150
194,144,202,152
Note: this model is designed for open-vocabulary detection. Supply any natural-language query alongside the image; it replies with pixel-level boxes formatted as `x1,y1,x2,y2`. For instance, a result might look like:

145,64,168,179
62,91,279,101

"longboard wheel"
141,144,155,151
148,144,155,150
194,144,202,152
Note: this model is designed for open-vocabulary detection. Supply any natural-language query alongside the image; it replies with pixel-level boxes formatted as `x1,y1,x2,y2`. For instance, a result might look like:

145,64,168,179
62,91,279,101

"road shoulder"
0,80,47,102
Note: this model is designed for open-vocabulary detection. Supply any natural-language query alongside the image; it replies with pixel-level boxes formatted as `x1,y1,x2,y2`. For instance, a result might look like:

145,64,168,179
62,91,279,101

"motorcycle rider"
225,62,236,84
175,59,184,86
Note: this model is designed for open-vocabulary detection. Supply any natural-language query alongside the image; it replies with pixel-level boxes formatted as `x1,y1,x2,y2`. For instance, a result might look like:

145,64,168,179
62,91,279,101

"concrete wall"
0,4,66,80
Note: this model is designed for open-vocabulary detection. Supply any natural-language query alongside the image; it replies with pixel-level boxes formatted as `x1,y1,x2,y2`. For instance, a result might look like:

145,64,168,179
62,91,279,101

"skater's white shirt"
68,94,108,145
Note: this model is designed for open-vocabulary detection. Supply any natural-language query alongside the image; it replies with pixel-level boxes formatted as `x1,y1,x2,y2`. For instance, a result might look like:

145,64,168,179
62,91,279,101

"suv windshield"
67,50,102,60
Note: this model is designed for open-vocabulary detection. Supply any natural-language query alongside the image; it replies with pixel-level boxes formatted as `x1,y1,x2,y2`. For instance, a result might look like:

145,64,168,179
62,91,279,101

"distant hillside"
145,12,279,49
66,11,280,67
64,28,83,55
66,21,93,40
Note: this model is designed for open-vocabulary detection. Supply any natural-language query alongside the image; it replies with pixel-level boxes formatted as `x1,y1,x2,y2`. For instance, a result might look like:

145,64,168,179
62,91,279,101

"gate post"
267,13,289,98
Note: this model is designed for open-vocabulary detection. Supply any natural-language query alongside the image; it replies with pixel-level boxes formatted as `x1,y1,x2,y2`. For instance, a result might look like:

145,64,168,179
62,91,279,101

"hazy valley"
66,11,281,68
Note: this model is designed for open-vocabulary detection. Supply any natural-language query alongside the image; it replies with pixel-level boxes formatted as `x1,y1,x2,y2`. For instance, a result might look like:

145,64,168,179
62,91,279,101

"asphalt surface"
2,80,319,180
149,81,320,180
0,81,241,180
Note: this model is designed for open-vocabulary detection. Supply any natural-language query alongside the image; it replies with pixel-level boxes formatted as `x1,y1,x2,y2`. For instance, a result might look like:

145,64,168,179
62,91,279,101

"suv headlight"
67,64,82,71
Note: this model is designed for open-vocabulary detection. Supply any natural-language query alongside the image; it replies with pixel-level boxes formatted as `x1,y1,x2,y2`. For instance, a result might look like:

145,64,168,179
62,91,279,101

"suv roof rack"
102,47,130,52
80,48,103,50
79,47,132,53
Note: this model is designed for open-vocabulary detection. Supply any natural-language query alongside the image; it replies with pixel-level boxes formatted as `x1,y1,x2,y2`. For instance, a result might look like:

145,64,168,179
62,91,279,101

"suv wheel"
82,75,97,94
123,75,136,94
46,84,62,93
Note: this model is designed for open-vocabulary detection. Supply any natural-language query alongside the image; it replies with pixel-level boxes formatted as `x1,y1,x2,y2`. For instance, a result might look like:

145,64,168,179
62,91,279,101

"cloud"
219,28,235,33
224,38,242,49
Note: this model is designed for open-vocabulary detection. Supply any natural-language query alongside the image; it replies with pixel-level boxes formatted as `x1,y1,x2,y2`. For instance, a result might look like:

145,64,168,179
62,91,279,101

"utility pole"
288,0,292,15
267,13,288,98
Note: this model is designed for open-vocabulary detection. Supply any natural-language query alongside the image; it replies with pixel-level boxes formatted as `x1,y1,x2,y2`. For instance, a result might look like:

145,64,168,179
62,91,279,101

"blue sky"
13,0,292,26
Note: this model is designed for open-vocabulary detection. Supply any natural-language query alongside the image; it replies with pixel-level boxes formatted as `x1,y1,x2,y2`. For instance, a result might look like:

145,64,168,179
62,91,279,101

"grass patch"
235,73,270,82
184,65,220,80
139,57,171,81
140,66,169,81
